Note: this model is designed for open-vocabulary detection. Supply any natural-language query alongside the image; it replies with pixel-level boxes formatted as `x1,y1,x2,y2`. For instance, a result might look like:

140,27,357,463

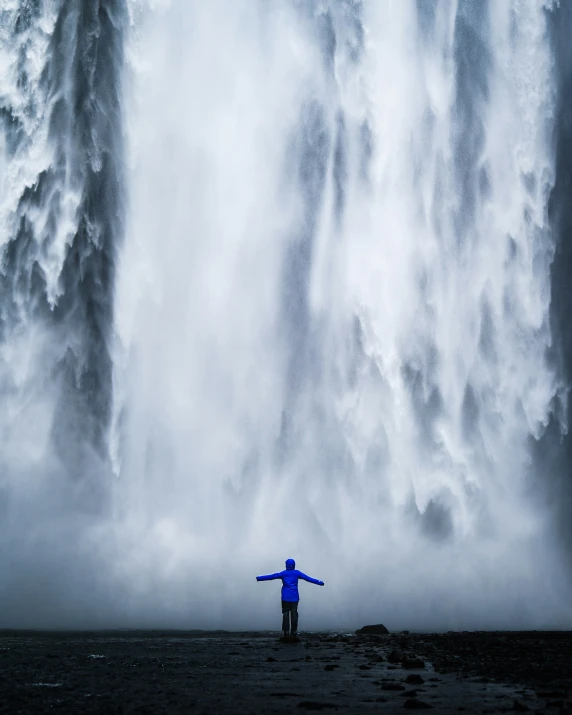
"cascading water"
0,0,125,624
1,0,571,629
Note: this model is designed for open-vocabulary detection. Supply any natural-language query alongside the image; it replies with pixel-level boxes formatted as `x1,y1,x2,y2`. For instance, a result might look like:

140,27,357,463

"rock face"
381,683,406,691
388,649,404,663
355,624,390,635
297,701,336,710
403,699,433,710
402,656,425,669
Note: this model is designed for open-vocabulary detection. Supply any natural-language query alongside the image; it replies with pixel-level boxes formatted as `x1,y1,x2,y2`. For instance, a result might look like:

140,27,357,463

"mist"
0,0,571,631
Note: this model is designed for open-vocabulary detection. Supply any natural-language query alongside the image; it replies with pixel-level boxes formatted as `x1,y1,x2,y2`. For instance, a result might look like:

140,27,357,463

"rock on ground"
0,630,570,713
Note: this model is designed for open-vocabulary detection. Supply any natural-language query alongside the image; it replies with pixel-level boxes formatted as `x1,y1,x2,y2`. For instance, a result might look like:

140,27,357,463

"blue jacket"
256,559,324,602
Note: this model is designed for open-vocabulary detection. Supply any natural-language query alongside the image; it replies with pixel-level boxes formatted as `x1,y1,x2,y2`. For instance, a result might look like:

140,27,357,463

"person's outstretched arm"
298,572,324,586
256,572,282,581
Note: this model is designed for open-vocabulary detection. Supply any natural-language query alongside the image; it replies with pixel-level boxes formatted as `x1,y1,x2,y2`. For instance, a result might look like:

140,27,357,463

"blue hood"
285,559,295,570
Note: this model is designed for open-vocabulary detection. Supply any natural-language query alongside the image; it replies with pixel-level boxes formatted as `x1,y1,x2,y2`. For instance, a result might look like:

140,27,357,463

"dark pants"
281,600,299,633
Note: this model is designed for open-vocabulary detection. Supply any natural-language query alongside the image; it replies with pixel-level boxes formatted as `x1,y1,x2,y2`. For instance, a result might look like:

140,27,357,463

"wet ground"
0,630,571,714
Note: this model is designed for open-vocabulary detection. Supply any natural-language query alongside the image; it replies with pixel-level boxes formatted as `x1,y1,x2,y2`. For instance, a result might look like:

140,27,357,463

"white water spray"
0,0,570,629
107,0,569,629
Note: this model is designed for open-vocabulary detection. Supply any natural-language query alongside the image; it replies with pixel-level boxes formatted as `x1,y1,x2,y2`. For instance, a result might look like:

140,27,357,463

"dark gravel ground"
0,630,570,714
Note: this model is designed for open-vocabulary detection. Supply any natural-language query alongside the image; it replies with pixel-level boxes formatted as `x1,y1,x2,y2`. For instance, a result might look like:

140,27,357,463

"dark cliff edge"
542,2,572,568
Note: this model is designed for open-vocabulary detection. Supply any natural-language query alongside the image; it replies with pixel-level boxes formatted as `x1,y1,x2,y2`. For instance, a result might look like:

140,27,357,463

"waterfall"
0,0,125,624
0,0,570,629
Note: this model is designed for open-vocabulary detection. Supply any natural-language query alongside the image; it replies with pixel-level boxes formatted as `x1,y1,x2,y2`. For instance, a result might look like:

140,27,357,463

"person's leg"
291,602,299,634
281,601,290,636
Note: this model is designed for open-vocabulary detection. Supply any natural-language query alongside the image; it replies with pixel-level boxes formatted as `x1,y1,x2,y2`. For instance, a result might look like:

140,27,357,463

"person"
256,558,324,637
